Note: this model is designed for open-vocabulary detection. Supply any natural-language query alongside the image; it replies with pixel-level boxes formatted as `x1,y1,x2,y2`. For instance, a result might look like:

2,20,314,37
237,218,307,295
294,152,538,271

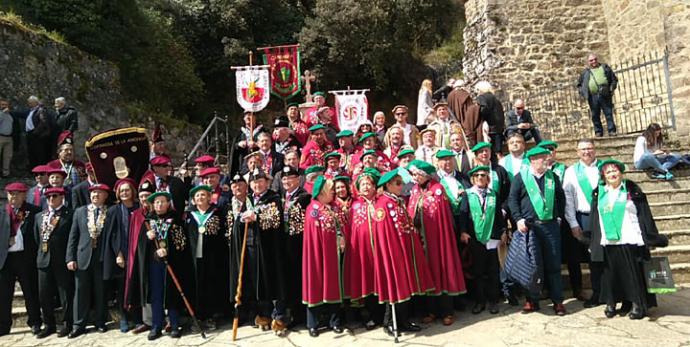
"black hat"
248,168,271,182
230,173,246,185
274,116,290,128
282,165,300,177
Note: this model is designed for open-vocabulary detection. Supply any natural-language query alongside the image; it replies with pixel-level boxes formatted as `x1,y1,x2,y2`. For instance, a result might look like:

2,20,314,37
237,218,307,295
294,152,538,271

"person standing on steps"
577,53,618,137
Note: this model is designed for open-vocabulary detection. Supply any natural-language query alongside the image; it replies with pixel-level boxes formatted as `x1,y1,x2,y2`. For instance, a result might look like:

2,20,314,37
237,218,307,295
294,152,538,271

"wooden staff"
146,222,206,338
232,219,251,341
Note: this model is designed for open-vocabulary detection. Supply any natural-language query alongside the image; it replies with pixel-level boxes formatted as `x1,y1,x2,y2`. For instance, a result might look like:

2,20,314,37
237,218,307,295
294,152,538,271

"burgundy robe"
124,207,147,308
345,196,378,300
408,179,466,295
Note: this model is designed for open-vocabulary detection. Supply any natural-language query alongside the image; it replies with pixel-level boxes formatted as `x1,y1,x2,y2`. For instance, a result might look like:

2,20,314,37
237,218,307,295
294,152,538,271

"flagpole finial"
248,51,253,66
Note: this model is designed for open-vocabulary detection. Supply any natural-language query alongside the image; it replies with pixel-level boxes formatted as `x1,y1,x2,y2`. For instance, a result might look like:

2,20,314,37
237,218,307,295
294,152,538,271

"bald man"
505,99,542,144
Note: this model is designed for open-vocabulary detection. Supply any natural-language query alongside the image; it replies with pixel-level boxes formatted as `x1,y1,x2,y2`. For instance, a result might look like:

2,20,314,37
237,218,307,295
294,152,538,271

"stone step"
636,177,690,191
662,230,690,246
556,134,640,150
649,201,690,216
645,188,690,204
652,245,690,264
654,214,690,230
671,263,690,285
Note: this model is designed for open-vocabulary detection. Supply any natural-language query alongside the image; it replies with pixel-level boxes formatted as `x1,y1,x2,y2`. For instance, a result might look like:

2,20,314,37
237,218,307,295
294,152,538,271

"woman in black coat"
587,159,668,320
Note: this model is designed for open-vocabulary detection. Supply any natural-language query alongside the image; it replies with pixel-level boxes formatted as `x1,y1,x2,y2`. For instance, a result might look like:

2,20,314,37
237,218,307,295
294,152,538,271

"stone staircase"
555,134,690,285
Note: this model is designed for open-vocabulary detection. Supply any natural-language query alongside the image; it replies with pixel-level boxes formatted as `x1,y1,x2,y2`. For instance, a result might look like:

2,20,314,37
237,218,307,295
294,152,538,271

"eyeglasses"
395,113,406,116
472,173,488,178
516,107,524,110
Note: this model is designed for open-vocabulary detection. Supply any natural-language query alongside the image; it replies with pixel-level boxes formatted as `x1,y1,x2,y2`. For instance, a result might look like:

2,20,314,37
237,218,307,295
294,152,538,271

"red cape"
290,120,310,146
408,180,466,295
302,200,347,306
373,193,435,303
299,140,334,169
124,207,147,307
345,197,377,300
350,149,392,175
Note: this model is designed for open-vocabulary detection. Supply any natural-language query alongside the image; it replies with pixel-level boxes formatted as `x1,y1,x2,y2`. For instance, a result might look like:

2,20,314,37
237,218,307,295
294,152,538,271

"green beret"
407,160,436,175
537,140,558,149
378,168,400,188
468,165,491,176
360,149,376,160
334,176,351,183
287,102,300,108
147,191,172,204
397,148,415,159
435,149,455,159
313,91,325,97
598,158,626,173
304,165,325,175
189,185,212,199
356,168,381,189
525,146,551,159
358,132,376,143
312,176,328,199
336,129,354,138
325,151,342,161
308,124,326,132
471,142,491,153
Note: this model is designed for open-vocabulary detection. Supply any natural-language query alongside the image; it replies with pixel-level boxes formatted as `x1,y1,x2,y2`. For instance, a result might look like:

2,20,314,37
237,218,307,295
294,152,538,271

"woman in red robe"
407,160,466,326
302,177,346,337
374,168,434,337
345,169,382,330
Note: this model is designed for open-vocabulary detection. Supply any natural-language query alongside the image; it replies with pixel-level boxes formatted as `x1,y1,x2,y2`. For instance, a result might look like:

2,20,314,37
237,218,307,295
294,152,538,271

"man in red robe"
302,176,346,337
374,168,433,337
407,160,466,326
299,125,334,169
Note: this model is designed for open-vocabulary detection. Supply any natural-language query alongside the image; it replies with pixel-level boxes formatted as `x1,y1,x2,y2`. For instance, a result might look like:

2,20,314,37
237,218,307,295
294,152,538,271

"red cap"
150,155,172,166
85,162,94,172
114,178,136,192
31,165,50,174
5,182,29,192
200,167,221,178
47,168,67,177
194,155,215,165
44,187,66,196
57,130,74,147
139,171,155,193
88,183,111,193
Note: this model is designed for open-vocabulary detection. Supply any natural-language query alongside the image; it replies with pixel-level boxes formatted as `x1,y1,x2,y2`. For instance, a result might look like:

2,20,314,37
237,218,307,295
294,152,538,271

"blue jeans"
635,152,683,173
588,94,616,135
150,260,179,332
530,221,563,304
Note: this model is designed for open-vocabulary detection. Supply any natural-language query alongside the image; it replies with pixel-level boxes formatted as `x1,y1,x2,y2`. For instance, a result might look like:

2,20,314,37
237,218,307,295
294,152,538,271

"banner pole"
249,51,254,138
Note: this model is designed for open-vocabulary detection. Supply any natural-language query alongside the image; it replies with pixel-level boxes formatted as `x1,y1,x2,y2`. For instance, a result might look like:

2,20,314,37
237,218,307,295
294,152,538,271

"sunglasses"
395,112,407,116
472,173,488,178
516,107,524,110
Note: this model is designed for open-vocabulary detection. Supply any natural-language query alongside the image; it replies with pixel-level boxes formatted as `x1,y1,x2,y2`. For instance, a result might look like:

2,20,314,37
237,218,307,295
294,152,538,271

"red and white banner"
332,90,369,133
234,66,270,112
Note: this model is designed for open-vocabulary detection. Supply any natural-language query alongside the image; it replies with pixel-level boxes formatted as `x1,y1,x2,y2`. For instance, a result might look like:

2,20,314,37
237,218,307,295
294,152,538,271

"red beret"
194,155,215,165
31,165,50,174
44,187,66,196
88,183,111,193
5,182,29,192
47,168,67,177
200,167,221,178
150,156,172,166
114,178,137,192
57,130,74,147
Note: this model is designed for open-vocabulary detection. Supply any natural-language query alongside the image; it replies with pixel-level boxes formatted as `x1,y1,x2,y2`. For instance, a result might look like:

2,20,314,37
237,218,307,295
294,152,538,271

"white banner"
235,67,270,112
334,91,368,133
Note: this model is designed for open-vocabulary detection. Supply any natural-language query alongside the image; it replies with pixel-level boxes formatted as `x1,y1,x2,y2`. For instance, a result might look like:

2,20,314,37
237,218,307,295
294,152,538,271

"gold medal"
42,242,48,253
198,226,206,234
159,240,167,249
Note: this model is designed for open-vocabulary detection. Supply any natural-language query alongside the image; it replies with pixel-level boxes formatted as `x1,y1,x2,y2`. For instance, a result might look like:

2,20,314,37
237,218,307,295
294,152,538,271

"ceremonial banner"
235,66,270,112
261,44,301,100
85,127,151,188
333,90,369,133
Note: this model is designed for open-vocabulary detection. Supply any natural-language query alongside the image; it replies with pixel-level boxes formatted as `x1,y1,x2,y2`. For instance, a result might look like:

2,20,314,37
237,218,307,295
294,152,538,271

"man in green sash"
508,147,566,315
538,141,566,181
563,138,602,307
459,166,507,315
471,142,511,214
499,133,529,181
435,149,469,221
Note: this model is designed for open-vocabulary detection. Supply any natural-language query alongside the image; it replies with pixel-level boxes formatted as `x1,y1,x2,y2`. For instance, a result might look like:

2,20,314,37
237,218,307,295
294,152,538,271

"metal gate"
523,50,676,140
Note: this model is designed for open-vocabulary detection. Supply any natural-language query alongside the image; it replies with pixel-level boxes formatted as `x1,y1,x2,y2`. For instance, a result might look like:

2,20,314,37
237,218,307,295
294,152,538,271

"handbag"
643,256,676,294
503,230,543,293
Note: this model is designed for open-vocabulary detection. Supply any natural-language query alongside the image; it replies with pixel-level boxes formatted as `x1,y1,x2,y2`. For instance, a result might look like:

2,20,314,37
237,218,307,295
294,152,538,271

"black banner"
85,127,151,188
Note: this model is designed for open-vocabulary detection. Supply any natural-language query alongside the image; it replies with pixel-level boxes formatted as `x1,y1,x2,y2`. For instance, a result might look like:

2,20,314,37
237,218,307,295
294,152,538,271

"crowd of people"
0,64,676,341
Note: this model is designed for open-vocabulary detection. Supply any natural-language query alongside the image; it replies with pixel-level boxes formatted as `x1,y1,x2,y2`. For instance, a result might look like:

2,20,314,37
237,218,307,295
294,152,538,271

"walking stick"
147,222,207,339
391,303,399,343
232,220,251,341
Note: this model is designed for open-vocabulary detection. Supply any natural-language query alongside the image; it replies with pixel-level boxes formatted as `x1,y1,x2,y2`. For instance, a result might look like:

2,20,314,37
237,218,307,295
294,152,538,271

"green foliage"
0,10,65,43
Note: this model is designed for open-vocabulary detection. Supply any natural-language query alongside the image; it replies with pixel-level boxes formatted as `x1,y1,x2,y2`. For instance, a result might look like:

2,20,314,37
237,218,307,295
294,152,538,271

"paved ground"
3,288,690,347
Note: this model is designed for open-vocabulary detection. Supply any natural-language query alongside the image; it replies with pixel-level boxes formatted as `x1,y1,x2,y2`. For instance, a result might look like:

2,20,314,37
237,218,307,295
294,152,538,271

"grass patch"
0,10,66,44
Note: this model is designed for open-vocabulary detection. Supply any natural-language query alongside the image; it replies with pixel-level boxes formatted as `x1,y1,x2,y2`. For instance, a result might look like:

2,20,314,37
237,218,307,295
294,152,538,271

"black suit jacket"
0,203,41,268
508,171,566,223
505,109,535,132
156,175,188,217
66,205,109,270
71,180,90,209
34,206,73,271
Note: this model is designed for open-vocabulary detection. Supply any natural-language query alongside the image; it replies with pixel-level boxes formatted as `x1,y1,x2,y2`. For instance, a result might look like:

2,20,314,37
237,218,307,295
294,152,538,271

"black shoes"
332,326,344,334
308,328,319,337
506,294,519,306
619,301,633,316
170,327,182,338
399,321,422,332
57,325,70,337
383,325,396,337
96,325,108,333
148,329,162,340
472,303,486,314
583,298,601,308
364,320,377,330
67,327,86,339
604,305,616,318
30,325,42,335
629,304,646,320
36,326,56,339
488,302,500,314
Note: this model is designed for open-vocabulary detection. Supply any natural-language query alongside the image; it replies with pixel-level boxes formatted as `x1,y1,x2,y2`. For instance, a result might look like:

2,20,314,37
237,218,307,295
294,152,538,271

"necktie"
479,189,487,210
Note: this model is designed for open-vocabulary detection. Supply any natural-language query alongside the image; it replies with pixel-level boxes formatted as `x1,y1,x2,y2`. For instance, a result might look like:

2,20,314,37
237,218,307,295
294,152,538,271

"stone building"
462,0,690,138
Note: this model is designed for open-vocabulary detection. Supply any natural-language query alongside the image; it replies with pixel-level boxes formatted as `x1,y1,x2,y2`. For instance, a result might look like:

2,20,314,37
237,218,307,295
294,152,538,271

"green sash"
468,189,496,244
575,161,597,205
524,170,555,221
191,210,212,233
551,162,566,181
504,154,528,181
598,182,628,241
440,176,464,215
490,169,500,193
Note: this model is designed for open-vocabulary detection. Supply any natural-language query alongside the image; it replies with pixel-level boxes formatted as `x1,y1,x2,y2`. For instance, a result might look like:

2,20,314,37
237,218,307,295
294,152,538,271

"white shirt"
633,136,659,164
498,153,526,177
563,160,600,228
8,221,24,252
400,123,414,146
599,185,644,246
25,107,38,132
415,145,438,163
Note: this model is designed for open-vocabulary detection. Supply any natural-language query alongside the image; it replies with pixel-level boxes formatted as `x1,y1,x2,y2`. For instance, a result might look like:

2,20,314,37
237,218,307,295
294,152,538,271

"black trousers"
0,251,42,332
26,132,53,170
423,294,454,318
468,240,500,305
38,266,74,328
73,258,106,328
590,261,604,303
306,303,342,329
383,301,409,327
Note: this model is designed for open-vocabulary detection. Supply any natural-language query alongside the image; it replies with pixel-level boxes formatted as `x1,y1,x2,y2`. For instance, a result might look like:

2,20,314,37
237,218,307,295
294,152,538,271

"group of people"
0,81,671,342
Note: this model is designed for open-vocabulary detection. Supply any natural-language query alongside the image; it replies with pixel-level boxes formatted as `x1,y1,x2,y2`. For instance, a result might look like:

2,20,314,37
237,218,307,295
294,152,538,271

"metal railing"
183,112,238,173
518,50,676,140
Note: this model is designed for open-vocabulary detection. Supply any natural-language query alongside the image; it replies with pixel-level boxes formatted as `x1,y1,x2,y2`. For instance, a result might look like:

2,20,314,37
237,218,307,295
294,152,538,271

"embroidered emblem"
374,208,385,222
435,189,442,196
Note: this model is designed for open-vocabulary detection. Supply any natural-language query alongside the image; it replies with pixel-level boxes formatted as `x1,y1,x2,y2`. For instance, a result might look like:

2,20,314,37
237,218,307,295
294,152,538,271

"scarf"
598,182,628,241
